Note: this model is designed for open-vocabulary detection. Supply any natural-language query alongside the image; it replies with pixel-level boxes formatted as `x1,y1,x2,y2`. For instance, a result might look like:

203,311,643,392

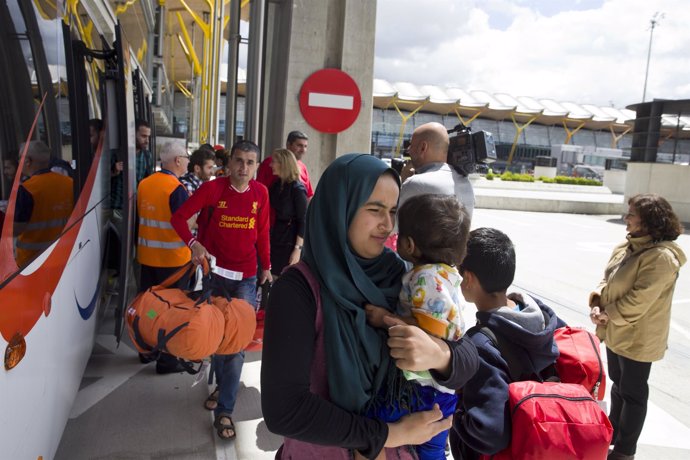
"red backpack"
554,326,606,400
469,307,612,460
489,381,612,460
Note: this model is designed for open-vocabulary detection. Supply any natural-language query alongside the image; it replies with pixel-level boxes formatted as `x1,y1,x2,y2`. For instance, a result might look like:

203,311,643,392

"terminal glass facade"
370,108,689,169
176,97,690,167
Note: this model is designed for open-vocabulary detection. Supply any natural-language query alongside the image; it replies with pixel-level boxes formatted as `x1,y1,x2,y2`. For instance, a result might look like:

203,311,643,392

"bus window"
0,1,74,275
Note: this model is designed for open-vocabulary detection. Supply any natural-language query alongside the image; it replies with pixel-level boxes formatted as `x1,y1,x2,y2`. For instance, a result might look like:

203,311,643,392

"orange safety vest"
16,172,74,266
137,172,190,267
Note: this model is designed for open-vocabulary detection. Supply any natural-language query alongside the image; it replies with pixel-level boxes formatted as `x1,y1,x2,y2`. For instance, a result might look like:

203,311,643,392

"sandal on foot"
204,387,219,411
214,414,236,440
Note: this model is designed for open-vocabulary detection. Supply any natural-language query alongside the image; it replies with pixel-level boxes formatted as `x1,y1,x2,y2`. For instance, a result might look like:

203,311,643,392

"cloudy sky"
374,0,690,108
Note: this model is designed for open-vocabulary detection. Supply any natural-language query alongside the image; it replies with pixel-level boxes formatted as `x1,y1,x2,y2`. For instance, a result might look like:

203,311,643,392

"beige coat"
590,235,686,362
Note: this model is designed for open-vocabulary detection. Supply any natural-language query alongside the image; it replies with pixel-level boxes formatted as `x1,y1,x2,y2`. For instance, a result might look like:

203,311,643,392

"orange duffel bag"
126,261,257,363
214,295,257,355
126,262,224,362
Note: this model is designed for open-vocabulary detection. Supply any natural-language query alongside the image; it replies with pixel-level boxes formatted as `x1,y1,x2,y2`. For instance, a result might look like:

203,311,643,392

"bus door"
107,23,137,341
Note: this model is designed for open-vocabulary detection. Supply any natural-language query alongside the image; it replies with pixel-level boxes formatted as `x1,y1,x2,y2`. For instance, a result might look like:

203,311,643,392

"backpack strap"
290,261,330,399
467,322,558,383
467,325,524,382
291,261,323,336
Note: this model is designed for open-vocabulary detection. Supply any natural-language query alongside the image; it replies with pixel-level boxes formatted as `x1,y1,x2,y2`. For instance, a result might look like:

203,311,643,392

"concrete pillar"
224,0,241,147
245,0,266,144
625,163,690,222
631,100,662,163
263,0,377,185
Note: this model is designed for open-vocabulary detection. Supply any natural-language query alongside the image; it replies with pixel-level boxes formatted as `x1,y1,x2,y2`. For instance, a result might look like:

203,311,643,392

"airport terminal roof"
207,69,690,139
372,79,690,137
110,1,688,140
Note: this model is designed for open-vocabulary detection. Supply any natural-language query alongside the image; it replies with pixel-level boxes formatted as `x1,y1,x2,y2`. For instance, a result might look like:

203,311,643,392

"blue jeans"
209,274,257,418
369,384,457,460
367,385,458,460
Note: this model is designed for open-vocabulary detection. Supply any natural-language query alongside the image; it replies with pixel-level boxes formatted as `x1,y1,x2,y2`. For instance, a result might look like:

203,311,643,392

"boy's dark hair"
397,194,470,266
230,140,260,157
287,130,308,144
135,119,150,130
188,148,216,173
461,227,515,294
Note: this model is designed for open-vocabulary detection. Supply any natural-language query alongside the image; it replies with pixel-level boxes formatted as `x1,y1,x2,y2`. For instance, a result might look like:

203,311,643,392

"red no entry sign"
299,69,362,134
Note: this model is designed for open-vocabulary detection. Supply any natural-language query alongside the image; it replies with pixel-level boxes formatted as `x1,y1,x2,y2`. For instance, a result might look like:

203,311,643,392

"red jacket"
256,156,314,198
171,177,270,278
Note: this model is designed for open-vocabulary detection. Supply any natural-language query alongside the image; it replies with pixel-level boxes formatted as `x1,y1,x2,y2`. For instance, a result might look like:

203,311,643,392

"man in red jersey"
171,140,271,440
256,130,314,198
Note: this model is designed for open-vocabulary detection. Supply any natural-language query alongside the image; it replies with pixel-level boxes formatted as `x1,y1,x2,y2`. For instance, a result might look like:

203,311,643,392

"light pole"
642,12,664,102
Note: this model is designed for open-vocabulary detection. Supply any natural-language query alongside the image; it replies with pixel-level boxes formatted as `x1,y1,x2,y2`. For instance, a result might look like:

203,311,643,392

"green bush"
537,176,602,186
500,171,535,182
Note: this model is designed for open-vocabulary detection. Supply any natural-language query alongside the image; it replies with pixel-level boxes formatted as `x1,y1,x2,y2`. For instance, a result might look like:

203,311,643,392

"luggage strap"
131,316,203,375
157,258,211,291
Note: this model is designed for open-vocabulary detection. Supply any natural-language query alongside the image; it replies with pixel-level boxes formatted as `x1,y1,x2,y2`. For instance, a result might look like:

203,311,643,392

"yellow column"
179,0,212,143
506,114,538,165
452,107,483,126
176,13,202,76
609,125,632,148
391,99,428,157
65,0,100,96
562,119,586,145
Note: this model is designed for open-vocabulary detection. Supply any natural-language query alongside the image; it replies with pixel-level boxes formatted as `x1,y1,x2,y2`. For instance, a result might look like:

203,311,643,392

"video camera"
391,157,406,175
447,123,496,176
390,140,411,175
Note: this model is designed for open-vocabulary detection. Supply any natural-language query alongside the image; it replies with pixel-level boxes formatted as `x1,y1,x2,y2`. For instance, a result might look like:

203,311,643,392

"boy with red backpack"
448,228,611,460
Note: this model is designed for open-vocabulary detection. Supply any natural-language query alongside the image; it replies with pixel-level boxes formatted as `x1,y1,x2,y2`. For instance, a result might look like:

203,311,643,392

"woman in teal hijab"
262,154,473,459
303,153,408,413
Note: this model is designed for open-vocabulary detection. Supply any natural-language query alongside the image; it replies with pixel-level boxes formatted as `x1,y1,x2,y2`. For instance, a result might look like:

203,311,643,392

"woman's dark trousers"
607,347,652,456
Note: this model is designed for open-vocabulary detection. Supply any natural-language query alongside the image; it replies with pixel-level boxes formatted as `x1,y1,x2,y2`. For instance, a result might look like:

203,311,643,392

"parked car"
572,165,603,181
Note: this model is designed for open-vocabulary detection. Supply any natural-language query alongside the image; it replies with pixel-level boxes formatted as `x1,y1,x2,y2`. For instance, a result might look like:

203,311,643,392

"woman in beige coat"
590,194,686,460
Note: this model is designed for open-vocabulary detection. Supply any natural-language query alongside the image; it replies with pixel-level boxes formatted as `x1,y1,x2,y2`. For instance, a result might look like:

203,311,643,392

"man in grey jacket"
399,122,475,219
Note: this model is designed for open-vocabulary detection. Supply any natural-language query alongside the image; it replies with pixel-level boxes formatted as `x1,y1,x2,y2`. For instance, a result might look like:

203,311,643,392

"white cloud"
374,0,690,108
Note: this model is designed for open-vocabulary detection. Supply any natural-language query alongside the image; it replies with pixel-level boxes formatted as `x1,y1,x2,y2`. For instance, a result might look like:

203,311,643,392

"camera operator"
399,122,475,219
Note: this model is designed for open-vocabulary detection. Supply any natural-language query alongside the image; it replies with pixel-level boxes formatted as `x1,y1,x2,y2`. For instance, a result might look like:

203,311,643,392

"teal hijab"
301,154,407,413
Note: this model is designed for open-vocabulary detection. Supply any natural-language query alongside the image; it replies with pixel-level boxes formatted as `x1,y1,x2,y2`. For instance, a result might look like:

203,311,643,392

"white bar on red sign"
308,92,354,110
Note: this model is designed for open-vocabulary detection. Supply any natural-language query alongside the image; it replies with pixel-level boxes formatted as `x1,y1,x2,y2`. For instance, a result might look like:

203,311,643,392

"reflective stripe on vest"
16,171,74,266
138,217,174,229
23,218,69,231
137,237,186,249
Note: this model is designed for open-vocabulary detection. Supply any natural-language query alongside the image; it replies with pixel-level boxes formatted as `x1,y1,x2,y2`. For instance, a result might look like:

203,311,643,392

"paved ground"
57,208,690,460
